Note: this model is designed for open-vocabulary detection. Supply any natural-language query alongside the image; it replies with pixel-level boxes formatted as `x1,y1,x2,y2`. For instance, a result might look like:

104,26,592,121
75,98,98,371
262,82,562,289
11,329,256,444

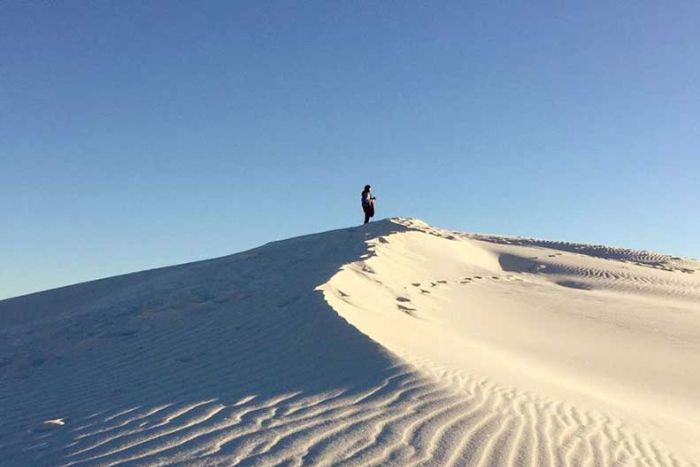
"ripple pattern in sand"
8,366,693,466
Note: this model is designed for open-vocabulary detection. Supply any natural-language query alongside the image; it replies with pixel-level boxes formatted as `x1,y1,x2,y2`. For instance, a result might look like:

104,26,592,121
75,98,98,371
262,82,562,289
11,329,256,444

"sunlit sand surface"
2,219,698,466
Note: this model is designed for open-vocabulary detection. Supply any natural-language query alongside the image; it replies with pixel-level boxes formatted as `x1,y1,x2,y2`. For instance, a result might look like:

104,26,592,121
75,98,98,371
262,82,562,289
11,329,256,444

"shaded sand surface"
1,218,698,466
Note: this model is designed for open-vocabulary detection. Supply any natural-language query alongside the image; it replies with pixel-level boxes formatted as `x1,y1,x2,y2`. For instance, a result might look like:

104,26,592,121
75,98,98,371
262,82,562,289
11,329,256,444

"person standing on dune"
362,185,376,224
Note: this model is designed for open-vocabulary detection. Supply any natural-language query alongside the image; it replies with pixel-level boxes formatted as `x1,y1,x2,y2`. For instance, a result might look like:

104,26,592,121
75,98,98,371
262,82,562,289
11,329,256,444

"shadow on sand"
0,219,415,463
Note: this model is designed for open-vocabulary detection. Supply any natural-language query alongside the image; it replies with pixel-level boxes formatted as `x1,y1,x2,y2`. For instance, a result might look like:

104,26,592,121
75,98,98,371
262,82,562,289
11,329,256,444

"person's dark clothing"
362,189,375,224
363,205,374,224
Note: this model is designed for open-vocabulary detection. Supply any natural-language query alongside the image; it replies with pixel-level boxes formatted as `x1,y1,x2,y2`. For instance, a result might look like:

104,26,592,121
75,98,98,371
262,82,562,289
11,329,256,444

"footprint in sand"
31,419,65,433
397,304,419,317
420,289,431,294
396,297,412,303
411,283,421,287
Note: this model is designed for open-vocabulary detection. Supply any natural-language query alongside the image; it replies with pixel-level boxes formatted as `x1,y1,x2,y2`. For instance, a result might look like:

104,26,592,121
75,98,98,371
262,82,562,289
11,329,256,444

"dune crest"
1,218,698,466
322,218,700,465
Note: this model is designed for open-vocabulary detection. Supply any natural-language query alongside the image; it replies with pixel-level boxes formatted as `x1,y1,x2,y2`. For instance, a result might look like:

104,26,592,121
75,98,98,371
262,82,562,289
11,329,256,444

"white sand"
1,218,698,466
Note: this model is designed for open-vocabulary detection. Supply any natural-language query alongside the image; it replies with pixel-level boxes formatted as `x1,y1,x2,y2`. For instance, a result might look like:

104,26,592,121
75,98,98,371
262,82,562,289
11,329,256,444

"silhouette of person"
361,185,376,224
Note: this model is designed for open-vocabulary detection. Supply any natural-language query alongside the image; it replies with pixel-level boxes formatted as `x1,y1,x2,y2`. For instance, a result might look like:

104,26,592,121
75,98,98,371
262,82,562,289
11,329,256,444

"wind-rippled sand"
1,218,698,466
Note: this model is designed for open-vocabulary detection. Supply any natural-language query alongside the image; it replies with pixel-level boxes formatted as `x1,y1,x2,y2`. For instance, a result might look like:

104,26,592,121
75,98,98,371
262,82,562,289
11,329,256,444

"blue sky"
2,1,699,299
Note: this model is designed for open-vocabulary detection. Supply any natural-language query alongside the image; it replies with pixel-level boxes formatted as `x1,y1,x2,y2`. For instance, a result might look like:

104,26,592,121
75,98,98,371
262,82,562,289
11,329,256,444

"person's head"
364,184,371,192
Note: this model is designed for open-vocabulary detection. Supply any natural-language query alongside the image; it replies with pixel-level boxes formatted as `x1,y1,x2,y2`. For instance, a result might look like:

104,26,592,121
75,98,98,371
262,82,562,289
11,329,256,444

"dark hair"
364,185,371,191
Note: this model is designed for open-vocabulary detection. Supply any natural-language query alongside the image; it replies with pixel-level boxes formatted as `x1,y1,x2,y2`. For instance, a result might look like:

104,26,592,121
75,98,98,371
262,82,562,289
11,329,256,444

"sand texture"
1,218,698,466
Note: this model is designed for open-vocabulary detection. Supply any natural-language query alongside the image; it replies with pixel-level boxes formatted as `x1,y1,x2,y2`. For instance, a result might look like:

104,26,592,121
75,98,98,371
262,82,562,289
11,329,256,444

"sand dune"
1,218,698,466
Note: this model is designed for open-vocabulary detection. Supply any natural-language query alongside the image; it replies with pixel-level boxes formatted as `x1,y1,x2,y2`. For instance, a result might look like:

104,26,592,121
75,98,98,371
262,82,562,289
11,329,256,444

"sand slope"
1,218,698,466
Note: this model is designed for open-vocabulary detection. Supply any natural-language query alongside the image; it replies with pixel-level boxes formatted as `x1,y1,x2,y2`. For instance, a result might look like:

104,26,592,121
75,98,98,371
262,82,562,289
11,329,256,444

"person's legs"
363,208,370,224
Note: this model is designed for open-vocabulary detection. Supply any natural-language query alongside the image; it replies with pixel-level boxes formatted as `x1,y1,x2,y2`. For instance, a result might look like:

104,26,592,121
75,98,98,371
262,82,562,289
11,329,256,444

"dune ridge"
322,218,700,466
1,218,698,466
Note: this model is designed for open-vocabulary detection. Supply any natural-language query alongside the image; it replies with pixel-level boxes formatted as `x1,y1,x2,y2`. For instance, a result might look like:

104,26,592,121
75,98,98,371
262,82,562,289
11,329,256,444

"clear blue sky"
2,1,699,299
